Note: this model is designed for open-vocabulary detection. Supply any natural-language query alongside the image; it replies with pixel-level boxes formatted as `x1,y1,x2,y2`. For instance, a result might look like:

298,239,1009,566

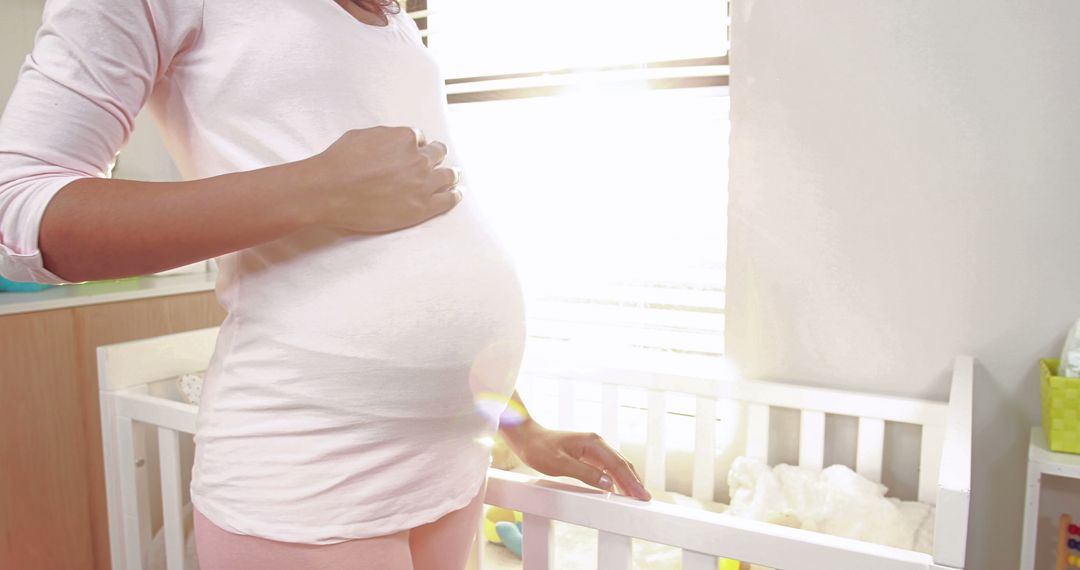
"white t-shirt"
0,0,526,544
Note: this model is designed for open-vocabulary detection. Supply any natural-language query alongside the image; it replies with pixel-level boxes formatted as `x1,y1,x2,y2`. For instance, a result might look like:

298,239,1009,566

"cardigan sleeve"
0,0,203,283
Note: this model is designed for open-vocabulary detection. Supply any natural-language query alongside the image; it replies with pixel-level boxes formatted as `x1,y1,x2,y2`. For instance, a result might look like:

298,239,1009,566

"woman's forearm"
38,159,320,282
35,127,459,283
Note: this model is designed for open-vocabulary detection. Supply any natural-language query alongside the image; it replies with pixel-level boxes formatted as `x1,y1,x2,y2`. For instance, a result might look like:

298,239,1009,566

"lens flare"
495,397,529,427
473,390,510,425
467,333,526,430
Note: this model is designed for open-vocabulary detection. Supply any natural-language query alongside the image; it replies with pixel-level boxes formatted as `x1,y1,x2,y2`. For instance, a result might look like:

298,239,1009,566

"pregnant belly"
210,202,527,431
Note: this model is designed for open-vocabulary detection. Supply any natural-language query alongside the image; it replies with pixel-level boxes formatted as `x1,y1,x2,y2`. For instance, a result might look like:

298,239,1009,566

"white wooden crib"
98,327,972,570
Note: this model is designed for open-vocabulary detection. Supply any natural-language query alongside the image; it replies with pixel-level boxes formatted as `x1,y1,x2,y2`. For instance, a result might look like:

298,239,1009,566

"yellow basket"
1041,359,1080,454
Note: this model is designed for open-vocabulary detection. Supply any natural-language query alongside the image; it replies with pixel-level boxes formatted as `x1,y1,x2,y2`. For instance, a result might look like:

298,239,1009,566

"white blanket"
726,456,935,553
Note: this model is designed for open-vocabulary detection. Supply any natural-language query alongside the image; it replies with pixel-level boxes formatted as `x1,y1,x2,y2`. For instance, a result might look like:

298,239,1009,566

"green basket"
1041,359,1080,454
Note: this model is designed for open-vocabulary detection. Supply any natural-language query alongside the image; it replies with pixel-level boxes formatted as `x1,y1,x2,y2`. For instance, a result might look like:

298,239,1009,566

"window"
406,2,731,425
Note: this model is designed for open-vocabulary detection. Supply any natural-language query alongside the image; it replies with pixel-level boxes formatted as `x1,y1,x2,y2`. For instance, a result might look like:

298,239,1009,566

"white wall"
0,1,42,109
2,0,201,276
1,0,180,183
727,1,1080,568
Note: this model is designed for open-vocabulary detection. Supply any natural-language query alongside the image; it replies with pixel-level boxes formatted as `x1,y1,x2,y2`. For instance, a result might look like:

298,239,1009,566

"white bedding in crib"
482,457,934,569
726,457,935,554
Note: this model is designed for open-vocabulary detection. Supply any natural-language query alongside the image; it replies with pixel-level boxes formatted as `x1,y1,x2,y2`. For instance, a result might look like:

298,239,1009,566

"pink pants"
193,477,487,570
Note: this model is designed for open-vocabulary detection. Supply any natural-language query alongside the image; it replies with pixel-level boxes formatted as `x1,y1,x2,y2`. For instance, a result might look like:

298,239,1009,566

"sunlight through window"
414,1,731,393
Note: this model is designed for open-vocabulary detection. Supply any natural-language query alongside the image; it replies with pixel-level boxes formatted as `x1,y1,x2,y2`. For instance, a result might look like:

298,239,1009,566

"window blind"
402,0,730,398
406,0,728,101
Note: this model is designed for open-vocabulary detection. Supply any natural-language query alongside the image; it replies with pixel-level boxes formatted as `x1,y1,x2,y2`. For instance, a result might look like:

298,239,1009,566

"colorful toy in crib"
484,505,744,569
1061,514,1079,570
484,506,523,558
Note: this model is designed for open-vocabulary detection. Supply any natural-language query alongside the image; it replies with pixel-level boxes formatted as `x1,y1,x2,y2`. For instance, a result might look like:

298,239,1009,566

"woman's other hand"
498,419,652,501
297,126,462,233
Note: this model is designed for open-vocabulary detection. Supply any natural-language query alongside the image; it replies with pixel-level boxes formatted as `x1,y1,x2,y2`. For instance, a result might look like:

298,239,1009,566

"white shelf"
0,271,217,317
1030,427,1080,479
1021,427,1080,570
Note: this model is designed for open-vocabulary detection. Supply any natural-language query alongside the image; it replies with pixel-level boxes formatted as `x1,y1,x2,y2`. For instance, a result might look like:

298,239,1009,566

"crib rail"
533,359,950,495
98,328,971,570
932,356,973,568
531,356,971,568
485,468,937,570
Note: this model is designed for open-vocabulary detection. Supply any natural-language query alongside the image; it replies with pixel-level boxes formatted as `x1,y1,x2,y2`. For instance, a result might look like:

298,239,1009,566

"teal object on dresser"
0,275,54,292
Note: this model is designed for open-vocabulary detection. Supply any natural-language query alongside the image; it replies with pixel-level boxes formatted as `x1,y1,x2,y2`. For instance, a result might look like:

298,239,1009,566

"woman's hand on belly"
295,126,463,234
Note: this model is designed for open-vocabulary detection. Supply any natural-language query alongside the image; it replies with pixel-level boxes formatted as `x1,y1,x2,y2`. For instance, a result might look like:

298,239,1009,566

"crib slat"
645,389,667,490
158,427,186,570
683,550,719,570
798,410,826,470
856,417,885,482
746,403,770,462
597,531,632,570
522,513,553,570
116,416,149,570
558,379,576,430
919,424,945,504
601,383,620,450
692,396,717,502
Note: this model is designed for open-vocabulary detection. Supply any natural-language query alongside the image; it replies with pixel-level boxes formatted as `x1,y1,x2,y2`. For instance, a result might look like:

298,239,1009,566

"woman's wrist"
272,157,329,228
497,414,541,450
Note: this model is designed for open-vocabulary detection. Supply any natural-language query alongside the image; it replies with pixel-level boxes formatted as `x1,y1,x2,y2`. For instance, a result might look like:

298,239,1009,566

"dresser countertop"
0,272,217,317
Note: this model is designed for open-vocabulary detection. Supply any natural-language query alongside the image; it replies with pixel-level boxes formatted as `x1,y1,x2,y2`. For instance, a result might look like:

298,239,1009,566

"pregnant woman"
0,0,651,568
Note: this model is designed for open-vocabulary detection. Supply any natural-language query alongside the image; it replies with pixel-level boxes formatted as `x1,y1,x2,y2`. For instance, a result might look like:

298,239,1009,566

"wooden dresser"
0,275,226,570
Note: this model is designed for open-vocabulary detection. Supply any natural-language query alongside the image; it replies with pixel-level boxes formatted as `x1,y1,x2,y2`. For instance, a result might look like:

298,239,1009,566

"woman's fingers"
411,126,427,147
422,165,462,219
618,449,644,483
420,140,447,169
415,137,458,196
556,452,615,492
576,433,651,501
429,166,461,194
425,188,463,218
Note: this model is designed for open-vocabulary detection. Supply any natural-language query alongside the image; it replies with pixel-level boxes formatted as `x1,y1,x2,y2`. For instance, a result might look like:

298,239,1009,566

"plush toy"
485,430,525,557
484,506,524,558
489,430,521,471
494,521,523,558
176,371,206,406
